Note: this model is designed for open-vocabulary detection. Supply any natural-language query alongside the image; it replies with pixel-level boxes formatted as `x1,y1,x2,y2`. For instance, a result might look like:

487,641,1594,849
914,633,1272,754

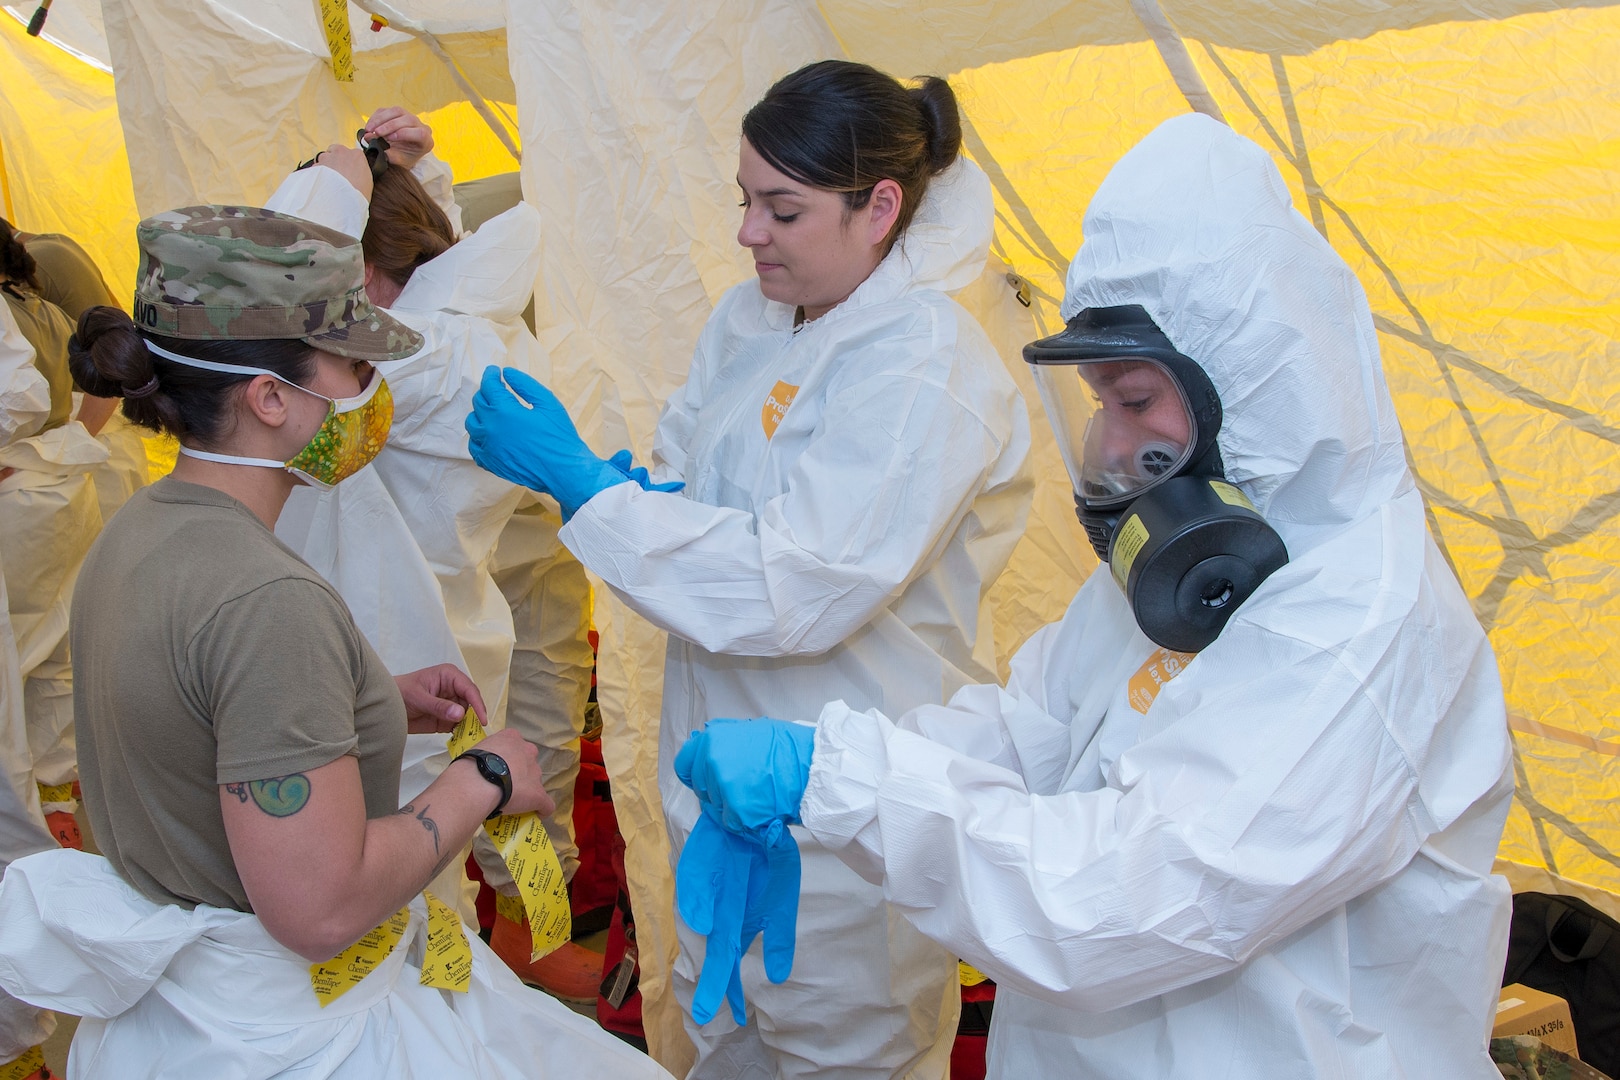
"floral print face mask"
146,339,394,489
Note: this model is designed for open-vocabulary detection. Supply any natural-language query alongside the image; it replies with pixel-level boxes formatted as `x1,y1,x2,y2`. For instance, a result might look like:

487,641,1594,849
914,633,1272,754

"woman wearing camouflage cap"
0,205,674,1079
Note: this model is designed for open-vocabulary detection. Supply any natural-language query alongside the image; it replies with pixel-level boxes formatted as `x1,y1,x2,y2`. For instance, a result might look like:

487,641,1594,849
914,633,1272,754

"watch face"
483,754,510,779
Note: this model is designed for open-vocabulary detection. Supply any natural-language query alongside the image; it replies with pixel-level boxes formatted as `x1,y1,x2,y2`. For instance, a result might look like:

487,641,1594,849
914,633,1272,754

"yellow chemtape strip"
36,781,74,805
494,888,526,926
958,961,989,988
315,0,355,82
0,1046,45,1080
448,710,571,962
309,906,409,1006
419,891,473,993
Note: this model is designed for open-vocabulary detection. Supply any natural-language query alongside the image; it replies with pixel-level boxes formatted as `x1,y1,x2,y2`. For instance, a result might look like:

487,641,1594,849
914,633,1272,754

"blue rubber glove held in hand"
674,718,815,845
673,712,816,1029
673,718,814,1026
676,809,804,1025
466,367,682,518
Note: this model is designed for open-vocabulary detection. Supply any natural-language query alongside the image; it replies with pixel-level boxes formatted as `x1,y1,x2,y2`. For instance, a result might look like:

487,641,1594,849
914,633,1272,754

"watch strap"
454,748,512,819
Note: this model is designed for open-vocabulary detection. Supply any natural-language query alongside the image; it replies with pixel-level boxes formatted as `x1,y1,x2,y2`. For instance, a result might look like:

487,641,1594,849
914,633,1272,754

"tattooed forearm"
241,774,312,817
398,801,442,855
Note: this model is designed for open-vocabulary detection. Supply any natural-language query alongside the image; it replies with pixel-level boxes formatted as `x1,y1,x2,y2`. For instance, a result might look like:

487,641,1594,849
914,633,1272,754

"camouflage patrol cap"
131,205,422,362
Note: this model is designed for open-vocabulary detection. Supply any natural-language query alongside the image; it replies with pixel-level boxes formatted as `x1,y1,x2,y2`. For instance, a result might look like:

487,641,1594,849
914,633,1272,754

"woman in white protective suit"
467,60,1034,1079
0,206,672,1080
671,114,1516,1078
0,300,60,1080
264,113,604,999
0,228,109,853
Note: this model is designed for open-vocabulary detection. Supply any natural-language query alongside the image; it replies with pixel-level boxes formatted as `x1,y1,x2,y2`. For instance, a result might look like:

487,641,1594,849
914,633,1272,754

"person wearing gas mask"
0,207,673,1080
671,113,1514,1077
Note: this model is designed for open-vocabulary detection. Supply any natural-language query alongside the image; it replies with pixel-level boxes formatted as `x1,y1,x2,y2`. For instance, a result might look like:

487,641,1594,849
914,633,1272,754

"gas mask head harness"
1023,304,1288,652
296,129,392,177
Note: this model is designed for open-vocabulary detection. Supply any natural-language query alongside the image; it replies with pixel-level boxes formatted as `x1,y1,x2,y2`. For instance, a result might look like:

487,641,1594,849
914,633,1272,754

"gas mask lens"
1075,358,1195,505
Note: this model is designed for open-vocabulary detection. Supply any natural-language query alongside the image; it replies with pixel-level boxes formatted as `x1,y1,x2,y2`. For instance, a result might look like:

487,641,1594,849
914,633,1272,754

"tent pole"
1127,0,1227,124
365,2,522,164
0,129,13,221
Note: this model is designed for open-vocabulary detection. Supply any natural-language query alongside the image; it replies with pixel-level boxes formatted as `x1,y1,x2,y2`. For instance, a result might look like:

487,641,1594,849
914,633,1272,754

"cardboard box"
1496,984,1580,1058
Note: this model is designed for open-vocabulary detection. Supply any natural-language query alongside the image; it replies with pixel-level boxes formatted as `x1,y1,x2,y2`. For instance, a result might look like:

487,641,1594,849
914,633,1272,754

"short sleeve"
191,577,365,784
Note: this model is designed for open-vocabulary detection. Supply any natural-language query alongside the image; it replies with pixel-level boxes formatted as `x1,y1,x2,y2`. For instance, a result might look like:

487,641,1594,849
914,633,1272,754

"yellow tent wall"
0,8,138,300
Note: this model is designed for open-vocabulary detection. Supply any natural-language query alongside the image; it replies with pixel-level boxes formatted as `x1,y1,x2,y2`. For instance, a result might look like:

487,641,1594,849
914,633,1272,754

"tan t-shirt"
2,290,73,432
24,232,121,322
71,477,407,911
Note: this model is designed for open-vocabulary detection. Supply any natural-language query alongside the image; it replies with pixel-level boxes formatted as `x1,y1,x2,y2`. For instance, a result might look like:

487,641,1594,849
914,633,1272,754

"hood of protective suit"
1061,114,1410,551
393,202,542,324
849,156,994,305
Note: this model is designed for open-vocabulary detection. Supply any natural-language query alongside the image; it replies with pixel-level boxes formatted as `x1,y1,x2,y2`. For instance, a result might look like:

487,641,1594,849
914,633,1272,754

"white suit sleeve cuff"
799,701,894,885
264,168,371,239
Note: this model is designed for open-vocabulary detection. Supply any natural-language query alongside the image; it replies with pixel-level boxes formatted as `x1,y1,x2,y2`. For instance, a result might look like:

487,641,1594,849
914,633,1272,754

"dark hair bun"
911,76,963,174
69,307,168,432
0,225,40,295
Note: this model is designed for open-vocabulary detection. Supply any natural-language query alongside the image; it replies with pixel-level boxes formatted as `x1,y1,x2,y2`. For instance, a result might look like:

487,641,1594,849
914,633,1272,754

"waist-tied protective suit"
0,304,57,1066
0,849,673,1079
559,157,1033,1079
791,114,1513,1078
0,290,106,827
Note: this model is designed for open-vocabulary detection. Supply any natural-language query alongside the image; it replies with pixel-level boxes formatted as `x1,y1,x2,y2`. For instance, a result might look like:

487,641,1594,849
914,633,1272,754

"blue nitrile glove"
674,718,815,847
606,449,686,496
676,812,752,1025
466,366,626,520
675,808,803,1025
741,822,802,985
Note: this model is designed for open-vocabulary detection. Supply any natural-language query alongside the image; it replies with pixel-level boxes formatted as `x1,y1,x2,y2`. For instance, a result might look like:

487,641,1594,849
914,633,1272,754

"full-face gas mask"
1023,304,1287,652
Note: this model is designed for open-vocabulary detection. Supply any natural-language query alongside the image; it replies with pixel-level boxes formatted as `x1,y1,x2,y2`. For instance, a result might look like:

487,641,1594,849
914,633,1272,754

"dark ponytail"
0,219,40,299
742,60,964,247
69,307,316,444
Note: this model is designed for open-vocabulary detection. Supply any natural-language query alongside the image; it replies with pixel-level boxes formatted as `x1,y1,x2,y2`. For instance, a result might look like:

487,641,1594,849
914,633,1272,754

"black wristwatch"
454,748,512,819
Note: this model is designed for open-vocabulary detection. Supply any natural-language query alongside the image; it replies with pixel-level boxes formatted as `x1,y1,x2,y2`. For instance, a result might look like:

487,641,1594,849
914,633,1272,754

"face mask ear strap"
1185,439,1226,482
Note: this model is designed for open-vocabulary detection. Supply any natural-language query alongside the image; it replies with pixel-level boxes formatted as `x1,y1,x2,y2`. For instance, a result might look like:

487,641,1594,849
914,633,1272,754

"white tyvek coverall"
267,169,482,916
798,115,1515,1078
78,403,151,531
0,303,57,1063
561,158,1033,1079
0,308,106,803
0,849,674,1079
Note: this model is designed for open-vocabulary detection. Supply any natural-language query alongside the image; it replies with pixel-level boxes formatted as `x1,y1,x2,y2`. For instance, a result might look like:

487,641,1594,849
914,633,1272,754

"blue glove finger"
678,816,752,1026
608,449,687,495
475,364,516,409
675,807,725,935
725,953,748,1027
496,365,559,409
758,831,802,984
